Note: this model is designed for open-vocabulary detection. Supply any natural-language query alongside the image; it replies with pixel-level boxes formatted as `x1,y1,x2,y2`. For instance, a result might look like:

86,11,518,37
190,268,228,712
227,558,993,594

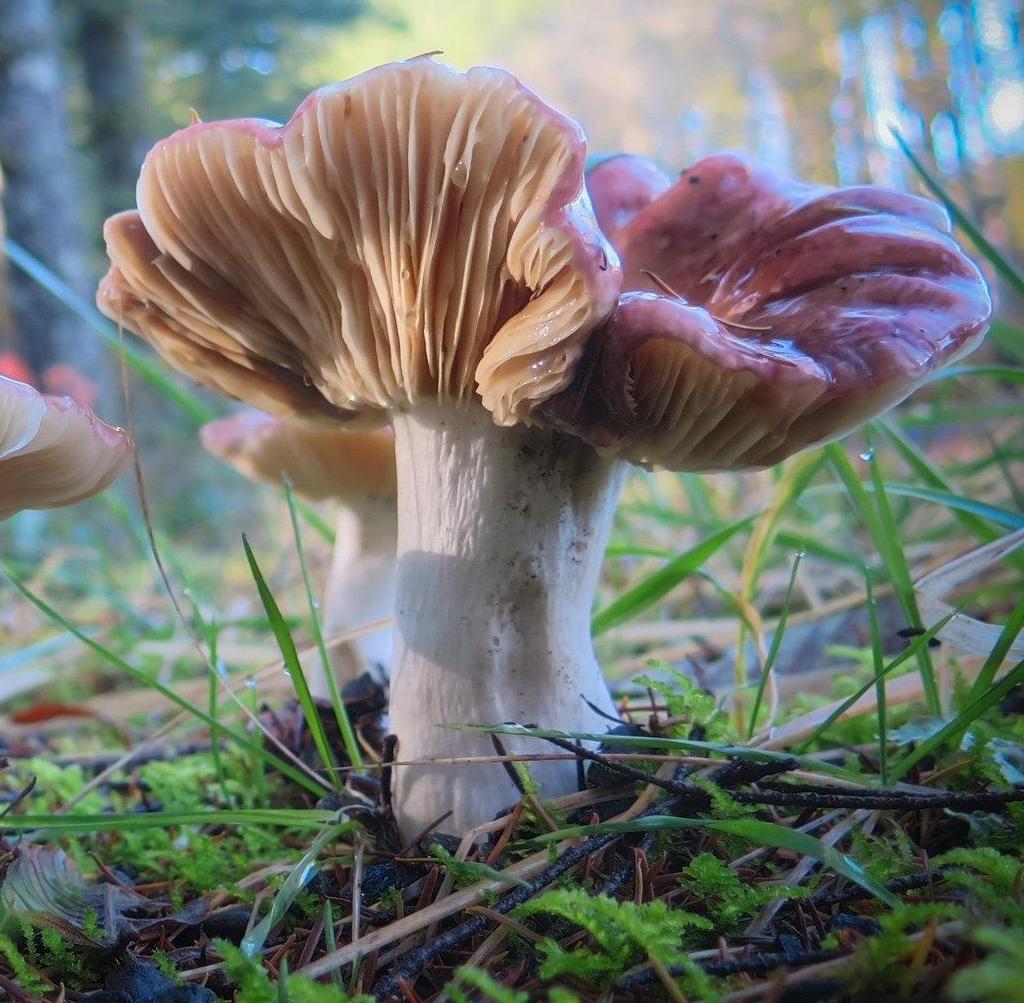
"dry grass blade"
914,527,1024,658
760,667,974,750
271,846,558,980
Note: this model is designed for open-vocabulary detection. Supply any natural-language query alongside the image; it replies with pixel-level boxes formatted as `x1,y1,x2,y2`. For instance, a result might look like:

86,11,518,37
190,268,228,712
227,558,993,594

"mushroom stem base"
388,405,624,837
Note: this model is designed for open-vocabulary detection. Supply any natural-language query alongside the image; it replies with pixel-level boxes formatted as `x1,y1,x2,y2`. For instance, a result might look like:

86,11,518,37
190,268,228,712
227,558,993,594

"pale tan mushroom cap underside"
0,376,132,520
201,409,395,502
98,59,620,427
0,376,46,462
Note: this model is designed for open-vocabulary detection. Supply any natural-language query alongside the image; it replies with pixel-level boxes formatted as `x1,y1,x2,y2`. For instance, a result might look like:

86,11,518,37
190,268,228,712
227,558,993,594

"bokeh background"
0,0,1021,573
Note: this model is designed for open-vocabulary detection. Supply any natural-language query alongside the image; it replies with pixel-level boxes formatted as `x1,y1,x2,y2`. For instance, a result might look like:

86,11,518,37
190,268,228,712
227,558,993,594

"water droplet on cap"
451,160,468,189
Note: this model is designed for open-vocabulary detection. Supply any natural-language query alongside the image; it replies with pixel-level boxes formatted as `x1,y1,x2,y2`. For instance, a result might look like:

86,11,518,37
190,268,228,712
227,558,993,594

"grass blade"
205,627,233,807
875,419,1000,545
890,657,1024,781
242,822,351,956
242,535,341,791
827,444,939,714
746,549,802,739
773,531,861,569
0,809,337,833
866,573,888,783
472,723,860,781
283,481,363,771
794,609,957,754
989,320,1024,365
3,237,215,424
591,515,755,635
740,451,828,601
966,593,1024,704
930,364,1024,385
892,129,1024,299
734,451,828,713
527,816,897,906
0,560,328,797
877,484,1024,530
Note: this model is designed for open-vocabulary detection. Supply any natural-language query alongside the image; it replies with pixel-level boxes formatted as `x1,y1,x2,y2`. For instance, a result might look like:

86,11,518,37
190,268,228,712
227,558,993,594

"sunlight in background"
296,0,1024,193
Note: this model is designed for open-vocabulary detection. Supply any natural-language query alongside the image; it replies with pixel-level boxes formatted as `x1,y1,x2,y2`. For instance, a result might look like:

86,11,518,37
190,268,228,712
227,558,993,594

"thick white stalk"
388,404,625,836
309,503,397,701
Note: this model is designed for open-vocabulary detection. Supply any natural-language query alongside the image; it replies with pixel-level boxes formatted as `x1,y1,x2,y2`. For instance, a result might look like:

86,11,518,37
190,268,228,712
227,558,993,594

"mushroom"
96,58,989,835
0,373,131,520
200,409,396,699
1,164,130,519
550,152,991,468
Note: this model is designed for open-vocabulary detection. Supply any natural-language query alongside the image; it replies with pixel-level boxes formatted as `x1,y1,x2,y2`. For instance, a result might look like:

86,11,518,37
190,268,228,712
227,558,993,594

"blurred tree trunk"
0,166,13,355
0,0,112,394
74,0,148,221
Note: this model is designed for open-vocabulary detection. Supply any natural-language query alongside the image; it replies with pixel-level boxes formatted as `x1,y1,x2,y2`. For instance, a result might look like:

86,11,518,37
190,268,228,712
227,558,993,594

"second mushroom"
98,58,990,836
201,409,396,699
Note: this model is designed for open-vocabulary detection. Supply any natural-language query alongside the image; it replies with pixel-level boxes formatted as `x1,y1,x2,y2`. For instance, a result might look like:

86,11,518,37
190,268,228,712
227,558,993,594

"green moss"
678,852,807,933
215,941,373,1002
638,669,734,743
447,967,529,1003
514,887,714,994
0,933,47,996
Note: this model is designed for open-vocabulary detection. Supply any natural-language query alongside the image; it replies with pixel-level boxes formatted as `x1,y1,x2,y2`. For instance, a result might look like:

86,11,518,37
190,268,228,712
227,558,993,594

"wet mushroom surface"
98,58,989,837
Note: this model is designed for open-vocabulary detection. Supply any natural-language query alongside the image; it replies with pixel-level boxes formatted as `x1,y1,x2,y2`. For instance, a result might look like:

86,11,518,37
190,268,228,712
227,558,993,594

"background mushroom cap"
0,376,132,520
201,409,395,503
544,153,992,470
98,58,620,429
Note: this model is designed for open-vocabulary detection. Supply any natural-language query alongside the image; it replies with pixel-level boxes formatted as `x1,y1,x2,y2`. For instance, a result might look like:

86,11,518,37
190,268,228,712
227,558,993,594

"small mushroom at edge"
0,374,131,520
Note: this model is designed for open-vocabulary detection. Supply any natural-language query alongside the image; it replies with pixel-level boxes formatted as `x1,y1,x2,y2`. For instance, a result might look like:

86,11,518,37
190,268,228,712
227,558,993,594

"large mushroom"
549,151,992,468
0,373,131,520
201,409,396,698
97,58,989,835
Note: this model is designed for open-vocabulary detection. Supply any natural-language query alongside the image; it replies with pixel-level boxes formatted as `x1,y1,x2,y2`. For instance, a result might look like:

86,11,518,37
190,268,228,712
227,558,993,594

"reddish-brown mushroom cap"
584,153,672,245
545,153,992,470
97,57,620,429
201,409,395,502
0,376,132,519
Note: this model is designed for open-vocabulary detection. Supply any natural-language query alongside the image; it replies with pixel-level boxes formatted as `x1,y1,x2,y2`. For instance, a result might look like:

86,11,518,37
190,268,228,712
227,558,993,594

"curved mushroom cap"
0,375,131,519
98,58,620,429
545,154,991,470
201,409,395,502
585,154,672,245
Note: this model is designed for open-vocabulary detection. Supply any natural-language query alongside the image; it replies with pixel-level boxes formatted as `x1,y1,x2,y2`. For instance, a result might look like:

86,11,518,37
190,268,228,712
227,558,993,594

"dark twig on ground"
540,737,1024,813
741,785,1024,811
370,828,621,999
614,946,846,990
809,869,949,906
371,765,705,1000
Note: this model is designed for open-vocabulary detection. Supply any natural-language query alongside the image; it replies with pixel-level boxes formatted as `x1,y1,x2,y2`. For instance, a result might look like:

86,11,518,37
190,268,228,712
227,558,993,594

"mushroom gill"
98,58,619,427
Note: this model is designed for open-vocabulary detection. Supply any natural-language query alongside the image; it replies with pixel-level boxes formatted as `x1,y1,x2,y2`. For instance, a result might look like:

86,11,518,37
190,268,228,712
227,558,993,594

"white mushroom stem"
388,404,626,836
313,501,397,700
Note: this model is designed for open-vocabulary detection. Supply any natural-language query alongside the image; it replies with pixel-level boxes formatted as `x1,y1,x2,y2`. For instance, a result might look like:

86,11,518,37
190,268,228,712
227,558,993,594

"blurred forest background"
0,0,1022,542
